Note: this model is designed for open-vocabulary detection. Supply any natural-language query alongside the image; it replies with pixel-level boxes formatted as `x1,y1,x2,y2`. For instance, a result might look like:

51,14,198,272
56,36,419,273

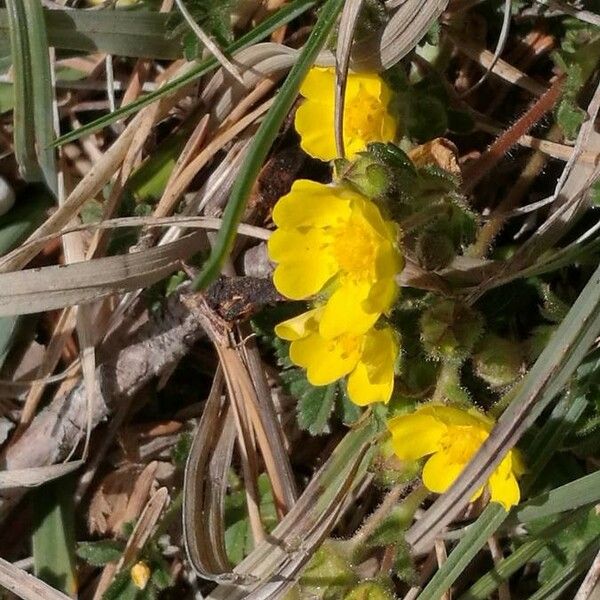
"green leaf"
192,0,346,290
103,569,141,600
32,478,78,597
287,371,337,436
556,97,586,140
366,505,417,547
168,0,235,50
336,383,363,425
299,543,358,597
345,582,395,600
393,540,417,585
536,507,600,584
76,540,125,567
405,93,447,142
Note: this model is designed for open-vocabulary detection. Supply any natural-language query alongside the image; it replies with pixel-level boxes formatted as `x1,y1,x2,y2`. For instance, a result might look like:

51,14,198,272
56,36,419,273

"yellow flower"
295,67,397,161
130,561,151,590
268,180,402,338
276,308,398,406
387,404,525,510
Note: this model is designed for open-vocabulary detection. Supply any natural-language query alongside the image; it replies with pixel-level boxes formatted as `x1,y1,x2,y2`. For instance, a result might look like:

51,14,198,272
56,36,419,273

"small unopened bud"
339,153,392,200
420,299,483,362
416,230,456,271
473,334,523,388
131,561,151,590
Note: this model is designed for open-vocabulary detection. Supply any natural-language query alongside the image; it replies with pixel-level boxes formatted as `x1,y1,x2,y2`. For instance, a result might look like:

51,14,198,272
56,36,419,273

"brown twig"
463,76,564,192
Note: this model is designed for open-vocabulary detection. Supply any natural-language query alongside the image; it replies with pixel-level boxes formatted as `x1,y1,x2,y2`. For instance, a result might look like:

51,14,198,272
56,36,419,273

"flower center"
332,220,377,279
443,427,487,463
344,86,384,141
332,333,361,359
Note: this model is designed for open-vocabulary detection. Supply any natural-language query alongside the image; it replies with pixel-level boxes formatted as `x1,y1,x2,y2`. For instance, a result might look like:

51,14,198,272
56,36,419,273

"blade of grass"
528,536,600,600
192,0,345,290
459,507,590,600
0,9,183,59
32,477,77,597
52,0,316,146
5,0,56,193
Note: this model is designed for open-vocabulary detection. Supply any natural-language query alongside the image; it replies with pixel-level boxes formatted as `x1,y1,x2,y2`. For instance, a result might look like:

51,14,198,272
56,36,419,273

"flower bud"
472,334,523,388
420,299,483,362
415,229,456,270
130,561,151,590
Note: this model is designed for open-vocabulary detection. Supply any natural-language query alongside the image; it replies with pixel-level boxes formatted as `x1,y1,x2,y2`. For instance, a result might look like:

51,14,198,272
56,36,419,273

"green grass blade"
52,0,316,147
32,478,78,597
23,0,56,194
5,0,37,180
416,504,508,600
459,507,589,600
192,0,345,290
5,0,56,193
513,470,600,524
0,9,182,59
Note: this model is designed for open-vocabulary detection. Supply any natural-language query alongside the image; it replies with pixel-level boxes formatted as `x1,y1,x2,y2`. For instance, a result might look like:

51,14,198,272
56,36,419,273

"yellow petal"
351,194,394,241
420,404,493,432
387,413,447,461
319,282,379,338
273,259,336,299
275,308,321,341
272,180,351,229
489,469,521,510
267,227,330,263
299,66,335,100
346,327,397,405
511,449,527,476
345,71,386,101
269,228,337,299
422,451,465,494
363,276,398,315
289,332,361,386
294,99,337,161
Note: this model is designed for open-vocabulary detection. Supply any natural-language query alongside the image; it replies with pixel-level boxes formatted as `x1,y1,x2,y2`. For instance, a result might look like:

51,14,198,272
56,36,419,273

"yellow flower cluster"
266,67,403,406
268,179,402,406
295,67,397,161
387,404,525,510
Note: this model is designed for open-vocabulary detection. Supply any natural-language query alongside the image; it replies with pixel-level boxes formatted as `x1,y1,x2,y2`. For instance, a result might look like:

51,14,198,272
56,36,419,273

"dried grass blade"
448,33,548,96
206,419,378,599
0,462,83,490
183,368,238,579
52,0,316,146
0,233,205,316
0,557,72,600
354,0,448,70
